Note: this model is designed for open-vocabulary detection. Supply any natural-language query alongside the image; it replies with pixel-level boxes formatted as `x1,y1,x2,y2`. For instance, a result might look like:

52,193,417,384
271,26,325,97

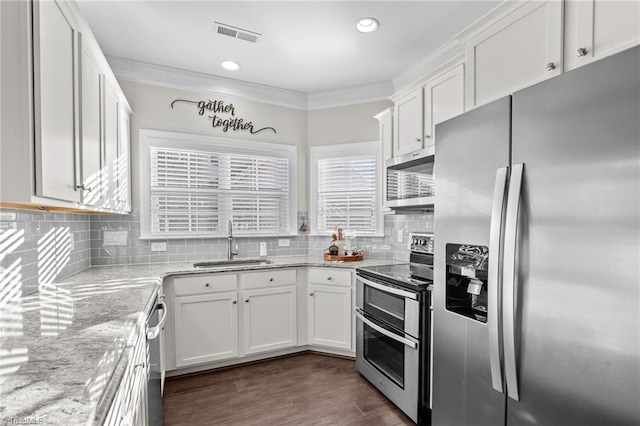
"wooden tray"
323,253,364,262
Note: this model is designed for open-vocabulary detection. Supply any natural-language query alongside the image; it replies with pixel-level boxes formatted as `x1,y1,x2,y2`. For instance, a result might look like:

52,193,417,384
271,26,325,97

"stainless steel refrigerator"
432,45,639,425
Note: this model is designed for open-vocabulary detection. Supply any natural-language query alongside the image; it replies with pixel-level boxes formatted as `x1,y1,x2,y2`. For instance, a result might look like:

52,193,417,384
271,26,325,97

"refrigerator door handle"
503,163,524,401
488,167,508,393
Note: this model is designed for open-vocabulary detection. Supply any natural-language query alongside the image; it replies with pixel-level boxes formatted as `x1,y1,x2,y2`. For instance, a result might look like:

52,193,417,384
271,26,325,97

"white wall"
307,100,392,147
119,80,391,212
118,80,308,210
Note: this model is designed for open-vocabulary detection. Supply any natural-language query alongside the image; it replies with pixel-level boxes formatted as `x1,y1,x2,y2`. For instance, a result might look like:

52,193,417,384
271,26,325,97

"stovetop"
356,263,432,291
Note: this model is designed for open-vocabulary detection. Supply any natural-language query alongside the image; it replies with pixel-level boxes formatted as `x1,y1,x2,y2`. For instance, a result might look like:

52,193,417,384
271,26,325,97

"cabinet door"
565,0,640,71
80,39,103,206
466,1,563,108
32,0,80,202
174,291,238,367
375,108,393,212
308,284,352,350
393,88,424,156
103,82,119,209
424,64,465,145
242,286,297,355
117,106,131,212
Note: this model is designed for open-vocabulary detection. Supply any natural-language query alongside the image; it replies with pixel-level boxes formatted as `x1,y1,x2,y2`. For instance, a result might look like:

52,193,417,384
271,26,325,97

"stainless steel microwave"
386,146,435,210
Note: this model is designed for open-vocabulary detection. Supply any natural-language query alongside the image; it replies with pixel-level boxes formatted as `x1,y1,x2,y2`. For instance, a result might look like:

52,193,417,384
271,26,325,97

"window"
310,141,382,236
140,130,297,239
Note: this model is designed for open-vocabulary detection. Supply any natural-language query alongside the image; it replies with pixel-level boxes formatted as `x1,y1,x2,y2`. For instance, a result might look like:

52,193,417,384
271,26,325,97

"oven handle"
357,276,418,300
355,309,418,349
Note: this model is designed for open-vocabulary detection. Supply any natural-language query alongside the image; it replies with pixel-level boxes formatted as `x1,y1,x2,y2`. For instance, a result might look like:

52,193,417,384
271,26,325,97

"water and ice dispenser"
445,244,489,323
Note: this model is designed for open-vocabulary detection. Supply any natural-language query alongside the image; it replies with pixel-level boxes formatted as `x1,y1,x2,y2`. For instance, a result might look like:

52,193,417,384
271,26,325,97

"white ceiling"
76,1,501,95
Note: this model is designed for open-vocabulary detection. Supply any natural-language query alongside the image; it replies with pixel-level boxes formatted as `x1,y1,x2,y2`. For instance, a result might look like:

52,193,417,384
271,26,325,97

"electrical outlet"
151,242,167,252
396,230,403,243
103,230,128,246
278,238,290,247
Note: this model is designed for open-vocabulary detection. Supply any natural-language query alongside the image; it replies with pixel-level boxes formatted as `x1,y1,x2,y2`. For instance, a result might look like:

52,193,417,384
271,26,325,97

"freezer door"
432,96,511,425
508,46,640,425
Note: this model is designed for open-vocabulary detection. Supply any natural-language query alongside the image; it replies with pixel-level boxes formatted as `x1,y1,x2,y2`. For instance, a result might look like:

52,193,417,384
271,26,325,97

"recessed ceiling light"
221,60,240,71
355,17,380,34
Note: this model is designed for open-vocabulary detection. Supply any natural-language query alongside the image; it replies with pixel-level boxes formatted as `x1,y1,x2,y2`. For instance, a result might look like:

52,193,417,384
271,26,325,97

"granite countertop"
0,255,403,425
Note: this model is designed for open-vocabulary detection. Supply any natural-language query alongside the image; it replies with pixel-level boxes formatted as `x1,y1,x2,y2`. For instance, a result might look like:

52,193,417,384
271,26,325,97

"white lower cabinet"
307,268,353,351
105,320,148,426
242,285,297,355
172,274,239,368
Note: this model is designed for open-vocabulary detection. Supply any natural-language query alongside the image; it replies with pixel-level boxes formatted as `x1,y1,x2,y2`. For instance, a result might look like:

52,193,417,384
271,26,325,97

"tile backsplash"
1,207,433,295
0,208,91,296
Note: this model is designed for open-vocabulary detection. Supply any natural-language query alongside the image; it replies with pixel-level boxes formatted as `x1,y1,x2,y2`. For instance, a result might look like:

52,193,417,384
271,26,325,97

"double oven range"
355,233,434,424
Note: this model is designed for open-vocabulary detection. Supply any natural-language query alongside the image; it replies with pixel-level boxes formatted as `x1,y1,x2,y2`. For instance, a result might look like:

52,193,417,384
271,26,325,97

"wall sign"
170,98,277,135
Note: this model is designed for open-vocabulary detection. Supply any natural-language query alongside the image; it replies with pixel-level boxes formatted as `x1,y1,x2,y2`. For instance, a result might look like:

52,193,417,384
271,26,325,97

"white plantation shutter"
311,142,382,236
144,133,294,238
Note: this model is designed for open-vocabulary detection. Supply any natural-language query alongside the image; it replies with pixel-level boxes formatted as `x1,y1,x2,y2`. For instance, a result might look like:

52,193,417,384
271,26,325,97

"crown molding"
306,81,394,110
391,40,466,98
107,57,394,111
106,56,309,110
454,0,527,43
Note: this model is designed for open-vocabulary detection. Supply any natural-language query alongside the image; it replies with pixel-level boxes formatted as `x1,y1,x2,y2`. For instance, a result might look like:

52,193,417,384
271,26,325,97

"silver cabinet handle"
358,276,418,300
503,163,524,401
76,184,92,192
576,47,588,57
424,134,431,139
355,310,417,349
146,300,167,340
488,167,508,394
412,152,421,157
546,62,556,71
414,138,421,142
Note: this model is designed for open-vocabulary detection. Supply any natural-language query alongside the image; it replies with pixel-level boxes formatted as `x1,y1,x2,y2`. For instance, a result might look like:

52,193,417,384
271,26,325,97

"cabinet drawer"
173,274,237,296
308,268,352,286
241,269,297,289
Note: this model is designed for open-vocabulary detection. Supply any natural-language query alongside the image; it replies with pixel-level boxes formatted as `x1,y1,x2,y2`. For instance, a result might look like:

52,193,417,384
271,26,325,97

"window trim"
309,141,383,237
139,129,298,239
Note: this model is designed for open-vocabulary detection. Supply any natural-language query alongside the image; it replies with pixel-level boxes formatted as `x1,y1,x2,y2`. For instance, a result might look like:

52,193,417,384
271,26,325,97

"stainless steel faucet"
227,220,239,260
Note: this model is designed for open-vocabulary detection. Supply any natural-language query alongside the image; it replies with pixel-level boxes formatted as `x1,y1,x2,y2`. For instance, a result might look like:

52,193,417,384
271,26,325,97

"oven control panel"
409,232,434,255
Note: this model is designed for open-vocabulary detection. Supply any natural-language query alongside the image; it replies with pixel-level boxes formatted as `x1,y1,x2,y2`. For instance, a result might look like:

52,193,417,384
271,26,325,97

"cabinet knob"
414,138,421,142
245,299,249,303
76,184,92,192
269,278,274,282
424,134,431,139
232,300,237,304
546,62,556,71
205,283,210,287
327,276,333,281
309,292,314,296
576,47,588,57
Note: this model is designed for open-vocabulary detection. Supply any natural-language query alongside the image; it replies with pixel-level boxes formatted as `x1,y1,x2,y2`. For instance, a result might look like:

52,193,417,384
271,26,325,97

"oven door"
356,274,420,338
355,309,420,422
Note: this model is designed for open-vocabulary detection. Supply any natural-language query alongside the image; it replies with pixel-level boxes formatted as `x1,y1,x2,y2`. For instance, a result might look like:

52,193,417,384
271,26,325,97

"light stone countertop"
0,255,404,425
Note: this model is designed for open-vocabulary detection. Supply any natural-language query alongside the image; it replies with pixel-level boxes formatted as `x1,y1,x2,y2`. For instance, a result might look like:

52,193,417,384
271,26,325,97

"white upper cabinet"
423,63,465,144
464,1,563,108
393,88,424,156
80,37,103,206
374,108,393,212
564,0,640,71
32,0,81,203
0,0,131,213
103,82,120,210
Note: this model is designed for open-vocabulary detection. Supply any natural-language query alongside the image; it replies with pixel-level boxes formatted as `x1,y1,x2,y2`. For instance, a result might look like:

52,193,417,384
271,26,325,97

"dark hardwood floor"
163,352,415,425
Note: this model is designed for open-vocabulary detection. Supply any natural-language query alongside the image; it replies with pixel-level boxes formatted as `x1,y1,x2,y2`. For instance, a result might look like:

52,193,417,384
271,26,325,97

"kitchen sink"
193,258,273,268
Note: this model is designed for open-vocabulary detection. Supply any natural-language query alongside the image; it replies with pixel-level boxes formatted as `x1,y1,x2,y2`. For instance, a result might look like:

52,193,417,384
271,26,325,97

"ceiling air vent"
214,22,261,43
